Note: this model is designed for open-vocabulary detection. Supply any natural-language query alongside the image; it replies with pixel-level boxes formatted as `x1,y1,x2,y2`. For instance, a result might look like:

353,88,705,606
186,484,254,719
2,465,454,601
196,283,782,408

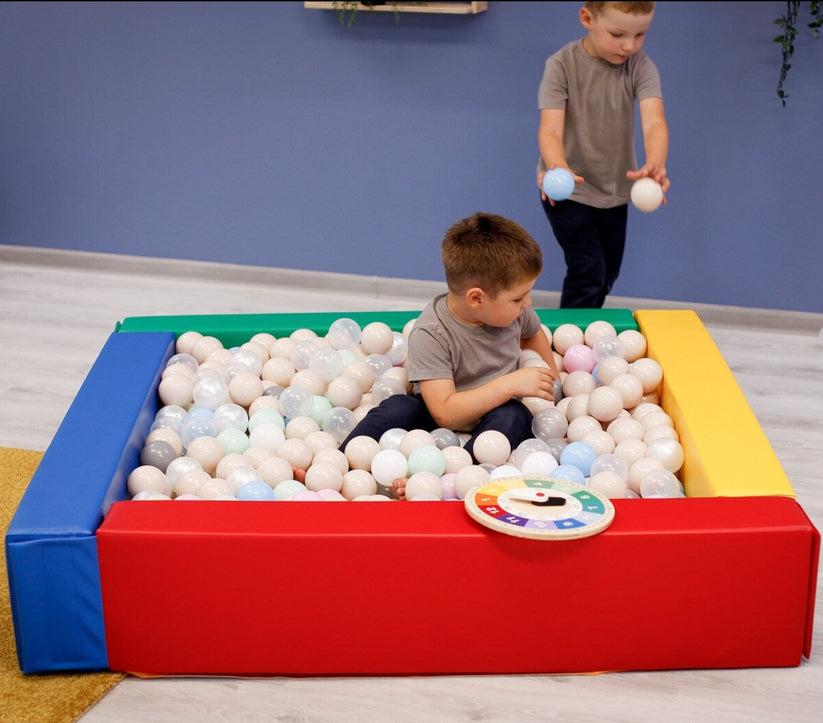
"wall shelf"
304,2,488,16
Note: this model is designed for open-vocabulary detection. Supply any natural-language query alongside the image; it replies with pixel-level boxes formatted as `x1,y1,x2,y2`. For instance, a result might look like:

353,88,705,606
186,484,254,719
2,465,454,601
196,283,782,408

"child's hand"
507,366,558,401
627,164,670,194
539,167,584,206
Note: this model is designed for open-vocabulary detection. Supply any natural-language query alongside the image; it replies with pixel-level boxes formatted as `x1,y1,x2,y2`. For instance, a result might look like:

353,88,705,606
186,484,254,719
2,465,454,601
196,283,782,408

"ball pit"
6,309,818,677
129,313,694,503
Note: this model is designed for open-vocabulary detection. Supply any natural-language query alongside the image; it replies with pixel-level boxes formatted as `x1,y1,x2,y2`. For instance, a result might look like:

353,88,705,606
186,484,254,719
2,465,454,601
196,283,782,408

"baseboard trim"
2,244,820,334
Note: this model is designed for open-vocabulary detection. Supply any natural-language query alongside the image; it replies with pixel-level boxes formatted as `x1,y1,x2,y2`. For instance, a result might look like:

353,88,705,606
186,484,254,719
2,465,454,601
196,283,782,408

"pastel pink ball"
563,344,596,373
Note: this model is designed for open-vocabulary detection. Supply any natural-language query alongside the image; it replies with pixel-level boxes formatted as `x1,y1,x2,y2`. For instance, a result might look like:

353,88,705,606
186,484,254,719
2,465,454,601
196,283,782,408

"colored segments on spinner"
466,477,614,539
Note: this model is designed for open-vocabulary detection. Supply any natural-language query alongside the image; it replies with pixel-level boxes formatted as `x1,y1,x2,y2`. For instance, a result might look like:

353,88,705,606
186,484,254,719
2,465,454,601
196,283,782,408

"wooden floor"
2,245,822,722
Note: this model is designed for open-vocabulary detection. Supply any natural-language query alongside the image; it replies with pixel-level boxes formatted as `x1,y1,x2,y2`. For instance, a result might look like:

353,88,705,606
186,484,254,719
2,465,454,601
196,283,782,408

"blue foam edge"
5,331,174,673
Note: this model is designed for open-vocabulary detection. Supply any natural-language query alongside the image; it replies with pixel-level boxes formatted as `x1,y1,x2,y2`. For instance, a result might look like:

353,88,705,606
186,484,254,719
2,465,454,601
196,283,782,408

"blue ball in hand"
542,167,575,201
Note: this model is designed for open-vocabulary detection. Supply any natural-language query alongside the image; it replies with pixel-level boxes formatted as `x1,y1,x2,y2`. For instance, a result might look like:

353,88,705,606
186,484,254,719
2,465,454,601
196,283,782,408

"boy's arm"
538,109,585,202
628,97,670,193
418,365,556,432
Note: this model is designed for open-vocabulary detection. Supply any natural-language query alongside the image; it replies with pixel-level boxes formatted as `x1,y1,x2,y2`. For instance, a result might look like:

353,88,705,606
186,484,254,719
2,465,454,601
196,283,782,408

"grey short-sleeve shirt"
407,293,542,392
537,40,662,208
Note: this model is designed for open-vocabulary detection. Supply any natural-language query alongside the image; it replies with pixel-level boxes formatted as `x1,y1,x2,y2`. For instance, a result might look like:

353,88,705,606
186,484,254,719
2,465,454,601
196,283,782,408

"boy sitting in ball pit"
333,211,561,499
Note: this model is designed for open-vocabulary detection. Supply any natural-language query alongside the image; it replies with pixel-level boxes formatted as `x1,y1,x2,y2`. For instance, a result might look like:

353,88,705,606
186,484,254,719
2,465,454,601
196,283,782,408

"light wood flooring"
1,245,821,722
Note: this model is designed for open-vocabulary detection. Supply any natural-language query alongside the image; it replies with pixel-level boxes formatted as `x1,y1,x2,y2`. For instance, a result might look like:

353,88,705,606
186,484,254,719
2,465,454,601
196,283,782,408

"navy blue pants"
338,394,534,464
541,196,628,309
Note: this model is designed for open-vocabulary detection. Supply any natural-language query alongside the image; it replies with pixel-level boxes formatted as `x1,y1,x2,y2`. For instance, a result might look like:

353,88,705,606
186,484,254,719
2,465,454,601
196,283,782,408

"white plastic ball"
341,469,377,500
607,416,646,443
228,372,264,407
256,456,295,486
617,329,647,362
304,430,339,454
325,375,363,410
284,415,321,440
399,429,437,458
472,430,511,466
304,461,344,492
344,435,382,470
360,321,394,355
127,465,171,497
262,357,296,387
596,356,630,385
563,369,597,397
514,437,551,468
614,437,648,469
405,471,444,500
184,436,224,475
489,463,523,480
628,457,665,495
520,451,559,477
588,471,628,498
567,415,602,442
386,332,409,365
629,358,664,394
640,467,682,498
582,429,616,456
587,386,625,422
370,448,408,487
341,361,376,394
248,423,286,451
644,425,679,446
275,437,314,470
551,323,584,355
630,177,663,213
647,437,685,473
609,373,645,409
453,465,490,499
176,331,203,355
442,445,473,473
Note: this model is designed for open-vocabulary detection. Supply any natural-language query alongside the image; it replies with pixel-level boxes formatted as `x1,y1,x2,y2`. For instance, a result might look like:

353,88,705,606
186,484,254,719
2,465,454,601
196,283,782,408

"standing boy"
538,1,670,308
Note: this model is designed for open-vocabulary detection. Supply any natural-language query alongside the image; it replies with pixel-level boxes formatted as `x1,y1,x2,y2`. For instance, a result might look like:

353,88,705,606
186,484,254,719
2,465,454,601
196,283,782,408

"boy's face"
478,277,537,328
580,5,654,65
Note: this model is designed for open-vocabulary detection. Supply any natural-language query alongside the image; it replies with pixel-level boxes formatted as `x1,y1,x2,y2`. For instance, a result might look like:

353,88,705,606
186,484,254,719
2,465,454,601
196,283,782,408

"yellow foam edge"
635,309,795,499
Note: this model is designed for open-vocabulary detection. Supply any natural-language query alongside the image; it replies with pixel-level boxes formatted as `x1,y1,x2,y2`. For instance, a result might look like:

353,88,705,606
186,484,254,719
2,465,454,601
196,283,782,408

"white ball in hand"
630,178,663,213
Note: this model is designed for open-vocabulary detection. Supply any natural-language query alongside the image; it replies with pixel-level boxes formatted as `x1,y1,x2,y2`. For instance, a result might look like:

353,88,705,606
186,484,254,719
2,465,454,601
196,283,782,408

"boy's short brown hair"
584,1,655,16
441,212,543,298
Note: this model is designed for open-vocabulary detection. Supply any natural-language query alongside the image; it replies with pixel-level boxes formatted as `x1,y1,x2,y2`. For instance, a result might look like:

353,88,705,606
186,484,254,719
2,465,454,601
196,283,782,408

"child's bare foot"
292,467,306,483
392,477,408,500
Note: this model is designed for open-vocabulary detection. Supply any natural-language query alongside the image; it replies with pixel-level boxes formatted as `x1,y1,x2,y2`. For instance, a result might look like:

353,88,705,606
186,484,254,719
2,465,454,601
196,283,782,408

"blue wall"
0,2,820,312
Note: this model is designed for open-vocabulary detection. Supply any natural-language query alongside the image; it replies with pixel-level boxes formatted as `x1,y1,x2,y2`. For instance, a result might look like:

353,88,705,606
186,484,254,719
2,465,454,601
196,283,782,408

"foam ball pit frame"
5,309,819,675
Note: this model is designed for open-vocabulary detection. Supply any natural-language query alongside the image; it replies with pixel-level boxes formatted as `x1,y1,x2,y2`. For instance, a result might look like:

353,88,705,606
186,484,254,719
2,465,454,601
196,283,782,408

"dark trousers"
541,196,628,309
339,394,534,464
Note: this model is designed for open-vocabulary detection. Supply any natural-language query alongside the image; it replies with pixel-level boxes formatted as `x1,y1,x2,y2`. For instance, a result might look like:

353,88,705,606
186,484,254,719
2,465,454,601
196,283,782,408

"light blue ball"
548,463,587,486
542,167,575,201
237,480,276,501
559,441,598,477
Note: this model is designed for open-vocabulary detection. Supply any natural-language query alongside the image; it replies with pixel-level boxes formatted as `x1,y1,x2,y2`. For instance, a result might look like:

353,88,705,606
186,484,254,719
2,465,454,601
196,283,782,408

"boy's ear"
579,6,593,29
465,287,486,309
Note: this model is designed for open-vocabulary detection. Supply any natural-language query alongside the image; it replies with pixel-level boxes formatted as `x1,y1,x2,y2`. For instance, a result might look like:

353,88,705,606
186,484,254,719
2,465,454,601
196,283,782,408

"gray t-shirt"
537,39,662,208
407,293,542,392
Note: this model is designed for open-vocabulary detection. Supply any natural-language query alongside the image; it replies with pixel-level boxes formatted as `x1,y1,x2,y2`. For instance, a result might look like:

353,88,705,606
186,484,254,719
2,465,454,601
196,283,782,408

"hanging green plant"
774,0,823,105
332,2,411,27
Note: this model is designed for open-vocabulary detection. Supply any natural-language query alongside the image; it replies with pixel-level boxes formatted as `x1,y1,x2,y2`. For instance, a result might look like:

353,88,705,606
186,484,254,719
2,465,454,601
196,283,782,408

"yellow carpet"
1,448,124,723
